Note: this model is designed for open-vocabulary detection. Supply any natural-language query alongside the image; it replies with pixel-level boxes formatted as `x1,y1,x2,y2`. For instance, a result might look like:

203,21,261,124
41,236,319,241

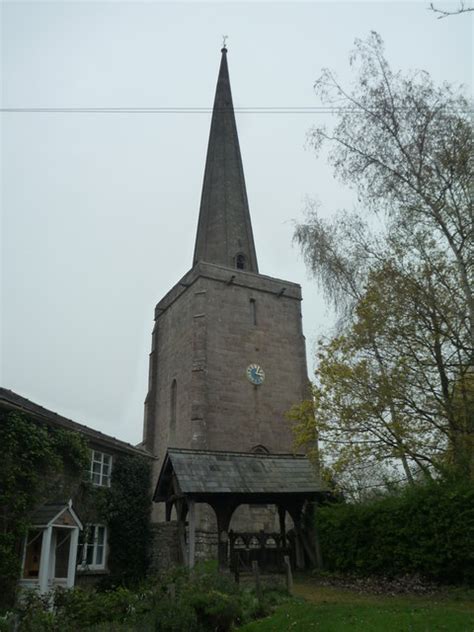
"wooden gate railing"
228,530,293,573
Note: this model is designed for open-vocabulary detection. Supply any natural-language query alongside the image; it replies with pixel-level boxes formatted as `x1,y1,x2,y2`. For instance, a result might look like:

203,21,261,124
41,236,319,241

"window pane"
54,530,71,578
95,545,104,566
97,527,105,545
92,473,101,485
77,543,84,566
86,544,94,565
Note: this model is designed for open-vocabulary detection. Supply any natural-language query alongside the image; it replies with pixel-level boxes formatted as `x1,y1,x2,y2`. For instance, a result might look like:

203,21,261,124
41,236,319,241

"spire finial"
222,35,228,51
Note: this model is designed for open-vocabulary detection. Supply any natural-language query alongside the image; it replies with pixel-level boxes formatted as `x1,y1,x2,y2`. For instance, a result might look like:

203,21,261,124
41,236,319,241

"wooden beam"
188,499,196,569
210,500,238,571
278,505,286,542
175,498,188,565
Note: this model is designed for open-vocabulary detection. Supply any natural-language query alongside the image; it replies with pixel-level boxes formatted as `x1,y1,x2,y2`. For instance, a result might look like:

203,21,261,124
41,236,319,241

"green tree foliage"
292,32,473,488
0,411,89,609
316,479,474,584
100,454,152,586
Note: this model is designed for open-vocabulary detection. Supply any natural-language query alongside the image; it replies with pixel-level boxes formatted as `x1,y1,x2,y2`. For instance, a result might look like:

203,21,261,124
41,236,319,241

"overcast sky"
1,1,472,446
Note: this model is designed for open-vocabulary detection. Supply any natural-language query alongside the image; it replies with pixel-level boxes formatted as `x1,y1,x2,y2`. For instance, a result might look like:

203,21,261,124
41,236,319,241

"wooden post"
313,503,323,570
66,528,79,588
188,499,196,569
288,505,305,570
283,555,293,594
212,502,236,572
175,498,187,565
38,526,53,594
252,560,262,602
278,505,287,570
294,529,305,569
278,506,286,541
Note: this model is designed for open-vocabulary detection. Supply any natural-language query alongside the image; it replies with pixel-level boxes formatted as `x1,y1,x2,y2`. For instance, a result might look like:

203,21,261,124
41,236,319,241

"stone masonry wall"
149,521,218,573
149,522,180,575
146,261,311,530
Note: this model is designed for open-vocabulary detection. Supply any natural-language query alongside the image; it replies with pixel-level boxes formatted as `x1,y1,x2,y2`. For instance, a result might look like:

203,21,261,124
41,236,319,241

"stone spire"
193,47,259,273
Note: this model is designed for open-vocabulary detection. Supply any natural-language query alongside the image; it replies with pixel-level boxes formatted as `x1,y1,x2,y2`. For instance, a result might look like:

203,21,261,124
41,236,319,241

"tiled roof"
29,500,83,529
29,501,69,525
0,388,151,458
154,448,328,500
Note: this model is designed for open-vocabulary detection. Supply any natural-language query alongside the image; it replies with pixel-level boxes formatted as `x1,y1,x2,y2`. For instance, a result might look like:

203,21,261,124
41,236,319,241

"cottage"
0,388,151,593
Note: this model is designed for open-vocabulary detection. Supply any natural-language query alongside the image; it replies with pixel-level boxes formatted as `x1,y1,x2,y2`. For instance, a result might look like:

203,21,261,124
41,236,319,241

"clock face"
246,364,265,385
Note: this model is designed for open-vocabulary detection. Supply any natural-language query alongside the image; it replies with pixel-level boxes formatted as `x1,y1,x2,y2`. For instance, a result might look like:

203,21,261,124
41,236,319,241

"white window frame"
77,524,107,571
89,450,112,487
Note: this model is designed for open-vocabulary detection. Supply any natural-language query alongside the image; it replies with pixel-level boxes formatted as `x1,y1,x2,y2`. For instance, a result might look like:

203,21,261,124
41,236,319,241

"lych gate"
154,448,329,572
228,531,292,574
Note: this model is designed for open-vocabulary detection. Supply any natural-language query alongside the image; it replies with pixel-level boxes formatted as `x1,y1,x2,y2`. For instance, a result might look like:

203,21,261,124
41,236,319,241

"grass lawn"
239,580,474,632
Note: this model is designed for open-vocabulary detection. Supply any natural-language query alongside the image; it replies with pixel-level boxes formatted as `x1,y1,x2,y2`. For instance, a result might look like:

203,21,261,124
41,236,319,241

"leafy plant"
11,566,281,631
293,32,473,487
98,454,152,587
0,411,89,610
316,479,474,584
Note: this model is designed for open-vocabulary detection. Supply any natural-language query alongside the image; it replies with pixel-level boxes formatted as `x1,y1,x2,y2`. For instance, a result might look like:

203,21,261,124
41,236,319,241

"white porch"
18,500,82,594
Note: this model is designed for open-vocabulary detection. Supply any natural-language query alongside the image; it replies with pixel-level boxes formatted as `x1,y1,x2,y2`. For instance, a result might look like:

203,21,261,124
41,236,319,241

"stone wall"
149,522,219,573
149,522,180,575
194,528,218,562
145,261,311,526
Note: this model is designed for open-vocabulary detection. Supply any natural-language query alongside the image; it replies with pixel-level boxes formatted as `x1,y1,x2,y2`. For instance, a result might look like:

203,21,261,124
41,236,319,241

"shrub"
12,566,285,631
316,479,474,584
189,589,240,632
14,590,56,632
53,586,142,627
99,454,152,587
152,596,200,632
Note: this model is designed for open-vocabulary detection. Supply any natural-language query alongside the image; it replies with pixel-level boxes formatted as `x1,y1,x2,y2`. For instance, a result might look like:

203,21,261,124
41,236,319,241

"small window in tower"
236,253,246,270
170,379,177,443
250,298,257,326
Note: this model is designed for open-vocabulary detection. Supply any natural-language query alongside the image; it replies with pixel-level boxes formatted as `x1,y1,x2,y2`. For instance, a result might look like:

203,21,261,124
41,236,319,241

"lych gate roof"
154,448,328,501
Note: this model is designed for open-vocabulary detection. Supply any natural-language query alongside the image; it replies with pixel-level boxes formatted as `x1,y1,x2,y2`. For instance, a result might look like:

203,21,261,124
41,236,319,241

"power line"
1,106,471,114
0,106,351,114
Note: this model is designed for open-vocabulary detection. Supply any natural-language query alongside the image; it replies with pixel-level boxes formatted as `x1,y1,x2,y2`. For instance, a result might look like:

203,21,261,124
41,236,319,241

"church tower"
143,47,310,513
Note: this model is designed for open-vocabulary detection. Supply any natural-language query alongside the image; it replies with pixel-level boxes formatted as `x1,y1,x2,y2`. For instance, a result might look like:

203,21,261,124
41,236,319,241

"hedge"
316,479,474,584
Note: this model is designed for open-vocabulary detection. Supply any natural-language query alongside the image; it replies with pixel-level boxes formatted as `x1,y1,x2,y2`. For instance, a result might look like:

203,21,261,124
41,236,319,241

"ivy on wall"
99,453,152,587
0,411,89,610
0,410,152,608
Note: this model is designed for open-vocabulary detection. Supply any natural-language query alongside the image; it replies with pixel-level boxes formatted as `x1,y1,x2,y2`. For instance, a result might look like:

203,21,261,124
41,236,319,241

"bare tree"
310,31,473,358
291,33,473,485
429,2,474,18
